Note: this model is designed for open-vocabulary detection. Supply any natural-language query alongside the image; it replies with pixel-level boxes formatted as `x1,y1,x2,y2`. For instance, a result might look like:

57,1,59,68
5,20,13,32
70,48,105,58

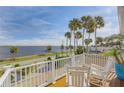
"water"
0,46,63,60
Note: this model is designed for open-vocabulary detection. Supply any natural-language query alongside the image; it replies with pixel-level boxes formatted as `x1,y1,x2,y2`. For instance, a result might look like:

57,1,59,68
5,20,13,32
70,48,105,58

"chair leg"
102,79,107,87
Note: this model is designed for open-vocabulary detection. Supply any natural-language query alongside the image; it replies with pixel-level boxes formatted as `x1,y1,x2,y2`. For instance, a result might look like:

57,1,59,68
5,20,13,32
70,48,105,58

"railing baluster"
46,63,48,83
36,64,39,86
14,70,17,87
34,65,37,87
20,69,23,87
25,67,28,87
37,64,40,86
55,61,57,78
40,64,43,85
42,64,45,85
52,61,55,83
29,66,32,87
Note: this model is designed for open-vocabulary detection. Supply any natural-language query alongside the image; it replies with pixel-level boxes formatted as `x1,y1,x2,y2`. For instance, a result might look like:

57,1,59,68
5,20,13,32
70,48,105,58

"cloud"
83,7,116,16
0,29,11,40
0,38,63,46
0,6,119,46
96,18,119,37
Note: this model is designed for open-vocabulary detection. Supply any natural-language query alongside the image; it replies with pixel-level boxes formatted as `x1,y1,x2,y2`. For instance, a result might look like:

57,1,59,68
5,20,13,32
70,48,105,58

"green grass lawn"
0,52,68,77
0,52,67,65
0,69,4,77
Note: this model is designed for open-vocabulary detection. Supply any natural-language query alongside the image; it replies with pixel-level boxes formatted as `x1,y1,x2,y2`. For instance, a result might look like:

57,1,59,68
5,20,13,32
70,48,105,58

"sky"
0,6,119,46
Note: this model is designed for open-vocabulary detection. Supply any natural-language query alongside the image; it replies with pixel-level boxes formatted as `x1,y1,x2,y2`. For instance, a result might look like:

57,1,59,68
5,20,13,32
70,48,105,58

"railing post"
3,65,12,87
52,60,56,84
83,53,85,66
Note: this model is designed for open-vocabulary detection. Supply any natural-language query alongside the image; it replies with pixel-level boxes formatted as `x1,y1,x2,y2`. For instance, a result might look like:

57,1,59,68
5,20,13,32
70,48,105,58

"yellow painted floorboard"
47,76,66,87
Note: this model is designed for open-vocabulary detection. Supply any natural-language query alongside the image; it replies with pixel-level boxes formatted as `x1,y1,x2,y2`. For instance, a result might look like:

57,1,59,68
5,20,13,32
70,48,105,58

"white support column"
14,70,17,87
118,6,124,35
52,61,56,84
3,66,12,87
20,69,23,87
25,67,28,87
29,66,32,87
36,64,39,86
7,73,11,87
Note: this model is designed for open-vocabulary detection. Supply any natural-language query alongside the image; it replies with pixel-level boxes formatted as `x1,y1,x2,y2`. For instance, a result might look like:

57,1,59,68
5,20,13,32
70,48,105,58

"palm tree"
87,16,96,36
85,39,92,52
104,37,110,47
94,16,104,52
109,34,124,48
87,28,94,39
46,45,52,53
86,29,94,53
96,37,103,46
116,34,124,49
10,46,19,61
85,17,95,52
75,31,82,46
80,16,92,46
69,18,81,54
69,45,73,53
64,32,71,55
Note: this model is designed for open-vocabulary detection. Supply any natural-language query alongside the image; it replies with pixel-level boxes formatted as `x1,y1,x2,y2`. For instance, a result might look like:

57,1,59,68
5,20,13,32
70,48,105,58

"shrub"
47,57,52,61
55,54,58,59
10,46,19,60
46,45,52,52
0,70,4,77
14,64,20,67
75,46,86,55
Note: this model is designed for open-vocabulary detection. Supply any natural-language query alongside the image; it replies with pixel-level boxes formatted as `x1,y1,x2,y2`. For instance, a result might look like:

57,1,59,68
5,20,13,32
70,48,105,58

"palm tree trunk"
67,39,69,56
82,29,85,53
12,53,15,61
66,38,68,56
94,29,97,53
86,44,88,53
88,33,91,53
74,32,76,54
69,39,71,54
82,29,85,46
70,31,73,54
88,33,90,39
77,39,78,47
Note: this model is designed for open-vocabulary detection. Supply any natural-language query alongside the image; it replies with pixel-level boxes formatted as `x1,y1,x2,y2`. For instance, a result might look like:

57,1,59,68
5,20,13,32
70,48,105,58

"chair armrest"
90,64,108,77
90,64,103,71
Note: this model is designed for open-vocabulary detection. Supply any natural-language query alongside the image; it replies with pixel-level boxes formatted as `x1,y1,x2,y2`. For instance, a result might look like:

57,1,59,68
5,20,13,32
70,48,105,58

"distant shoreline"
0,46,65,59
0,51,67,65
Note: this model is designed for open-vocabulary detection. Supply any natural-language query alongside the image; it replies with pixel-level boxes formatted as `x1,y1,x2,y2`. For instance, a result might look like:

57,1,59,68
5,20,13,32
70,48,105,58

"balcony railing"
0,54,108,87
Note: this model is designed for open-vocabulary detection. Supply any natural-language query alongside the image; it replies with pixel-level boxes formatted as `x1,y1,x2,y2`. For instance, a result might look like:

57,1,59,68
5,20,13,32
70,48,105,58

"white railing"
0,54,108,87
0,69,12,87
84,54,108,67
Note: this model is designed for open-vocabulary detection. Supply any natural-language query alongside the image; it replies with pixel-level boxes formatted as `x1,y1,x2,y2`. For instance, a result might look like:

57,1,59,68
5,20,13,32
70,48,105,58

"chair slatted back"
67,66,89,87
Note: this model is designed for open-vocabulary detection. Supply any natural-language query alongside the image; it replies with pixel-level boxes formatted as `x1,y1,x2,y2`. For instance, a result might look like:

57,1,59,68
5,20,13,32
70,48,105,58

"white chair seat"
89,57,115,86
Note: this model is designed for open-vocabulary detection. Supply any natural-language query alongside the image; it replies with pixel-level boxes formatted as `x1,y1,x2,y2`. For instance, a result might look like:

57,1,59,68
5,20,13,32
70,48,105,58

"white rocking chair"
89,57,115,86
66,66,90,87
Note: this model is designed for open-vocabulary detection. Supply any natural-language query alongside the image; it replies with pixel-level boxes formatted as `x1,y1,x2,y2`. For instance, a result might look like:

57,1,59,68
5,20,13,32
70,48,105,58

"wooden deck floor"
47,76,67,87
47,72,116,87
47,76,98,87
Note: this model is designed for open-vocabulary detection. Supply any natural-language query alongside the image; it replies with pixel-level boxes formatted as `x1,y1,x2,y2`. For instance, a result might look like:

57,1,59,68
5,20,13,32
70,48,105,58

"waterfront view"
0,6,124,87
0,46,64,59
